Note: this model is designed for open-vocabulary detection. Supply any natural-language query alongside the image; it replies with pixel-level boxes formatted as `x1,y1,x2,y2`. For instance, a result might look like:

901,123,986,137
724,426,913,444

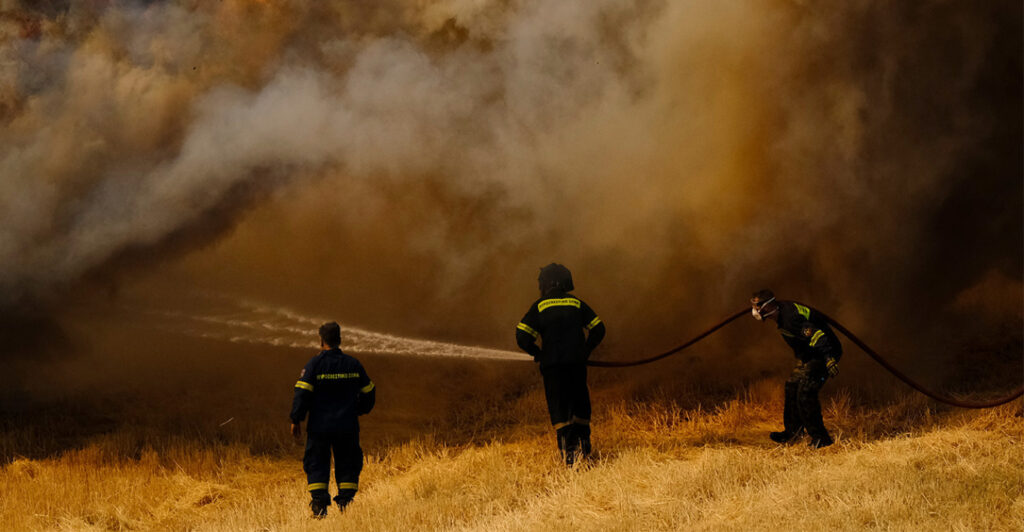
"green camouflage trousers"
782,359,831,441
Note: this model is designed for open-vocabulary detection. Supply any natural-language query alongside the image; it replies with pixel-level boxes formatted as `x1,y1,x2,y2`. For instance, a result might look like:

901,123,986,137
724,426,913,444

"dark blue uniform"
775,301,841,363
290,348,375,507
774,301,841,444
516,291,605,461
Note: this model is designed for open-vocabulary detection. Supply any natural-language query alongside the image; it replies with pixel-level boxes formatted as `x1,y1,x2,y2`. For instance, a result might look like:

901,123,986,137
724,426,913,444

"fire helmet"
538,263,574,293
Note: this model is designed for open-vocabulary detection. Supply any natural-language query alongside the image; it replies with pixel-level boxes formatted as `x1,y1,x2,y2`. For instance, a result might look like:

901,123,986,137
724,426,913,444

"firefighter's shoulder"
776,302,804,330
519,298,544,318
340,351,365,370
574,295,594,309
787,301,812,320
303,350,329,371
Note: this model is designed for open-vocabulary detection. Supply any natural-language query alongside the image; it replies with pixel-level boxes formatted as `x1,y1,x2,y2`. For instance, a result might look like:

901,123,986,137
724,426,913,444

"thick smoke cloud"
0,1,1020,381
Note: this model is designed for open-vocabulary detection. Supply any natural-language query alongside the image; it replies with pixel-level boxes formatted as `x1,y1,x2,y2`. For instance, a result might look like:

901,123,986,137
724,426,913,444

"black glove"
826,356,839,378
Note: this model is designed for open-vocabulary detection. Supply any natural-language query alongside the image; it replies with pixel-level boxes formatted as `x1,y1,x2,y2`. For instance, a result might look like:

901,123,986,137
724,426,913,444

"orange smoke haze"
0,1,1019,389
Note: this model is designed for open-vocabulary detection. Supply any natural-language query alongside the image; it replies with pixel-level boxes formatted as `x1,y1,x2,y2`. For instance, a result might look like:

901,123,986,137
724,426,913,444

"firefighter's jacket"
516,291,606,368
290,348,375,433
775,301,841,363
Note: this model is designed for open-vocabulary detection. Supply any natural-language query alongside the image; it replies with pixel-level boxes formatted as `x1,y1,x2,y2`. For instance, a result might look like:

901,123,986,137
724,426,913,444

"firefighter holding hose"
516,263,606,465
751,289,841,448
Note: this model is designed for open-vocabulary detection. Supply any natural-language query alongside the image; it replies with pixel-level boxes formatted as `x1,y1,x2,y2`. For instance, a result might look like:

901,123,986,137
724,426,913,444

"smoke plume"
0,1,1020,383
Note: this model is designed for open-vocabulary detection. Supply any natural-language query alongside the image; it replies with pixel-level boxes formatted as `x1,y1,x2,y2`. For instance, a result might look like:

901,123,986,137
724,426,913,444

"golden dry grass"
2,380,1022,532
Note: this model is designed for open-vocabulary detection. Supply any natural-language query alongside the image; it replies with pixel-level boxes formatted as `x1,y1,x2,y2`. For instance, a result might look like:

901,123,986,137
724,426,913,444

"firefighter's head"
538,263,574,296
319,321,342,348
751,289,779,321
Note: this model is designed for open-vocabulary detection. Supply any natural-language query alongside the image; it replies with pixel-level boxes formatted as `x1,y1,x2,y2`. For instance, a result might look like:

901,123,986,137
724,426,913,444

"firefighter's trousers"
541,363,592,458
304,431,363,506
783,359,831,442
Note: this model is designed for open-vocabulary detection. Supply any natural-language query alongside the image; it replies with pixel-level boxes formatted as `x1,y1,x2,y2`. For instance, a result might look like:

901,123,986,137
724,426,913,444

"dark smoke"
0,1,1019,392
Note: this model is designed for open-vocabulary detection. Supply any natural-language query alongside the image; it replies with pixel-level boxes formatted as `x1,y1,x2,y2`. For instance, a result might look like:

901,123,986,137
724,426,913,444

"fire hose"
586,307,1024,409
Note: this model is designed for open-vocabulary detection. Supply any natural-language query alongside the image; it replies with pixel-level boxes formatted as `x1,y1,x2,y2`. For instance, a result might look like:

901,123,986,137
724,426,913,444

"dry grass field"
2,370,1021,531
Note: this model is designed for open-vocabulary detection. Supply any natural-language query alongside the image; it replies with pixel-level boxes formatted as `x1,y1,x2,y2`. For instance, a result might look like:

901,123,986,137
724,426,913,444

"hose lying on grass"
586,308,1024,409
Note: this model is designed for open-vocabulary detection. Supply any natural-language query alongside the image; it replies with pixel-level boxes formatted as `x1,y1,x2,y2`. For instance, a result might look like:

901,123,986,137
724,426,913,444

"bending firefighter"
290,322,376,518
516,263,606,465
751,289,841,448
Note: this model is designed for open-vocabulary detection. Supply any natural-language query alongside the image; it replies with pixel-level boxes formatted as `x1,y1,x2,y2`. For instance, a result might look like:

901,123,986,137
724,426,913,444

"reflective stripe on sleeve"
337,482,359,491
809,330,825,347
295,380,314,392
517,322,539,339
585,316,602,330
538,298,581,312
360,381,375,394
794,303,811,320
308,482,328,491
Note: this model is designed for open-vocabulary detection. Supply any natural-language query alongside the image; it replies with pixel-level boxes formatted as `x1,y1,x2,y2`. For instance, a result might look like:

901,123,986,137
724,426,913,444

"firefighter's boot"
334,489,356,512
769,431,801,444
577,423,592,459
556,424,577,466
809,435,834,448
309,499,329,519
